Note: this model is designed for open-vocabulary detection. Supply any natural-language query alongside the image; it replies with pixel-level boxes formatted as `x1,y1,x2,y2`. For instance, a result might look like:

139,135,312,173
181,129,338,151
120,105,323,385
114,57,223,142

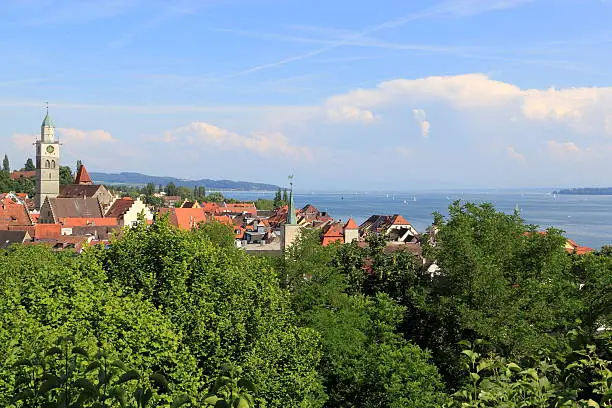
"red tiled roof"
105,197,134,218
34,223,61,239
74,165,93,184
344,218,358,230
220,203,257,215
0,202,32,226
391,214,411,225
10,170,36,180
201,201,221,214
159,208,207,230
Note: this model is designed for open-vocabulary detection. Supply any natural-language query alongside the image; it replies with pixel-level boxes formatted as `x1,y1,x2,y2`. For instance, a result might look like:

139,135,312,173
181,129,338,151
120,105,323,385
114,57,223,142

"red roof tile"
105,197,134,218
74,165,93,184
344,218,358,230
0,202,32,226
10,170,36,180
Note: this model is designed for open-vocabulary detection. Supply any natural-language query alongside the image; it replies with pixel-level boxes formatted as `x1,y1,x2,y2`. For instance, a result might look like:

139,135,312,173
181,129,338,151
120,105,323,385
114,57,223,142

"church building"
35,109,60,210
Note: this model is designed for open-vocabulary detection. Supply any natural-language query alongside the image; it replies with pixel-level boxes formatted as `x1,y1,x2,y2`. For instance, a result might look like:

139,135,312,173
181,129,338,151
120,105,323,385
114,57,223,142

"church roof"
59,184,104,198
48,197,103,219
41,112,54,128
74,165,93,184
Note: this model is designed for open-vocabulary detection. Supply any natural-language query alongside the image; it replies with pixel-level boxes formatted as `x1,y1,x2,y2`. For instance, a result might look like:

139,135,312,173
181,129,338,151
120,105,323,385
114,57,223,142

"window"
45,160,50,168
51,160,56,168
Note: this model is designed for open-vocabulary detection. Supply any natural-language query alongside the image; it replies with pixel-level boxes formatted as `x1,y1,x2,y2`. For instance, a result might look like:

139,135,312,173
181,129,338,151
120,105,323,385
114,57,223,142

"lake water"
218,190,612,250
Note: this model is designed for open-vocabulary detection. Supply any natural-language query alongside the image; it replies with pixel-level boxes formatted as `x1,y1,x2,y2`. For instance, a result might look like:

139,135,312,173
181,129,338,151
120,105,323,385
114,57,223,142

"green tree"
76,159,82,172
3,154,9,172
280,230,449,407
23,158,35,171
165,182,178,196
0,244,201,406
59,166,73,185
204,192,224,203
142,182,156,197
96,218,325,407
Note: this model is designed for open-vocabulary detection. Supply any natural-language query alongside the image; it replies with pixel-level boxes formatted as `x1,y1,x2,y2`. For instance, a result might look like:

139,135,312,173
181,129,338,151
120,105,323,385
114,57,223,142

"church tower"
35,107,60,210
281,175,301,252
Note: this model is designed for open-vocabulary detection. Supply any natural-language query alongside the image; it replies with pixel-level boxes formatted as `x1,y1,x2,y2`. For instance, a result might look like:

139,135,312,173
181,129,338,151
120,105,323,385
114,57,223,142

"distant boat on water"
412,196,417,202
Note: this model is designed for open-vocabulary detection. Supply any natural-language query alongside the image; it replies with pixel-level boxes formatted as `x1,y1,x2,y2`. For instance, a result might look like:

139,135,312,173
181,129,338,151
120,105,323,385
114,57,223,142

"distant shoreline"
554,188,612,195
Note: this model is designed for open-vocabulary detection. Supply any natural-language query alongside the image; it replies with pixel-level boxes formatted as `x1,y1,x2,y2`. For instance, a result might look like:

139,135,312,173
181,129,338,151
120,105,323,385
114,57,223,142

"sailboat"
412,196,417,202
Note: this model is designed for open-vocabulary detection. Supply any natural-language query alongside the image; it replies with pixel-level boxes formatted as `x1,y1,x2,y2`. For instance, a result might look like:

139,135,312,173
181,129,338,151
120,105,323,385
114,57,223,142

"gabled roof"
59,184,104,198
48,197,103,219
322,222,344,237
0,201,32,226
74,165,93,184
0,230,30,248
159,208,207,230
344,218,358,230
105,197,134,218
360,214,414,233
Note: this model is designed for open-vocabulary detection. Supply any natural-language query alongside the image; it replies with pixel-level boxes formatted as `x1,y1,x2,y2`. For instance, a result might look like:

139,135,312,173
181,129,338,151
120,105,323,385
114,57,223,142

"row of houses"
1,165,153,251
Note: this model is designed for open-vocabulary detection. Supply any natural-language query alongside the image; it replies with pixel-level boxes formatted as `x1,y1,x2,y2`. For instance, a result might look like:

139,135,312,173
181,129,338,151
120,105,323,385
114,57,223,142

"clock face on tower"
46,145,55,153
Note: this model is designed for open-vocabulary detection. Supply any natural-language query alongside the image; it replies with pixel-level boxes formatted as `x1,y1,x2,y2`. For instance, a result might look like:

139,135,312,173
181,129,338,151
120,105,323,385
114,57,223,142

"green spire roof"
287,185,297,225
41,112,54,128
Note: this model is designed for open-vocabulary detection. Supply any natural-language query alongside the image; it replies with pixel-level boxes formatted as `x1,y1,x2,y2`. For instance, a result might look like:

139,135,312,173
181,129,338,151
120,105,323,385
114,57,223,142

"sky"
2,0,612,190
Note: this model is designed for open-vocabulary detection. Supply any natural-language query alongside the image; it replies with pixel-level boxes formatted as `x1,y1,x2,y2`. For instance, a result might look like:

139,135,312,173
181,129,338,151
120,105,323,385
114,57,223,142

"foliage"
0,244,201,406
10,337,191,408
272,189,288,208
3,154,10,171
23,158,35,171
96,218,325,407
194,220,236,248
59,165,74,186
165,182,178,196
0,170,35,195
254,198,274,210
279,230,449,407
450,339,612,407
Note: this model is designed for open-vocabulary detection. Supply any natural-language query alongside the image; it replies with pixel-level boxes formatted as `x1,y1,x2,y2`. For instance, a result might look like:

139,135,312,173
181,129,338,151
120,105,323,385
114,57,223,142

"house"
201,201,221,214
0,230,31,249
39,197,104,224
219,202,257,216
181,200,201,208
321,223,344,246
163,196,181,207
0,198,33,228
159,207,208,230
359,214,419,243
59,165,114,211
565,239,594,255
106,197,153,226
10,170,36,180
343,218,359,243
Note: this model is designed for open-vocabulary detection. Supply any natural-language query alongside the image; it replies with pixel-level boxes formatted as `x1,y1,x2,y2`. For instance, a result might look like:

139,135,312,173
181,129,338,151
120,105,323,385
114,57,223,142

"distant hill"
89,172,280,191
554,187,612,195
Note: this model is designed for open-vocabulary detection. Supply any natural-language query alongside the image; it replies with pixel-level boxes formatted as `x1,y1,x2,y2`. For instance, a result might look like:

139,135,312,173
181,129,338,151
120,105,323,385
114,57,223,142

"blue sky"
2,0,612,190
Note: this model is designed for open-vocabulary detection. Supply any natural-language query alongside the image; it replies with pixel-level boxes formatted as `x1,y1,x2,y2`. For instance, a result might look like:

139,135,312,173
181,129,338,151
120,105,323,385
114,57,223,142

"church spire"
41,102,55,142
287,175,297,225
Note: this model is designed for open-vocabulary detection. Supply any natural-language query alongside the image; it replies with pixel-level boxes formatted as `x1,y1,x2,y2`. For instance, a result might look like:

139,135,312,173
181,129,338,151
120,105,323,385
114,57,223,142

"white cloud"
11,133,36,151
57,128,117,143
412,109,431,138
163,122,313,160
326,104,377,123
506,146,525,162
546,140,584,157
326,73,612,136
